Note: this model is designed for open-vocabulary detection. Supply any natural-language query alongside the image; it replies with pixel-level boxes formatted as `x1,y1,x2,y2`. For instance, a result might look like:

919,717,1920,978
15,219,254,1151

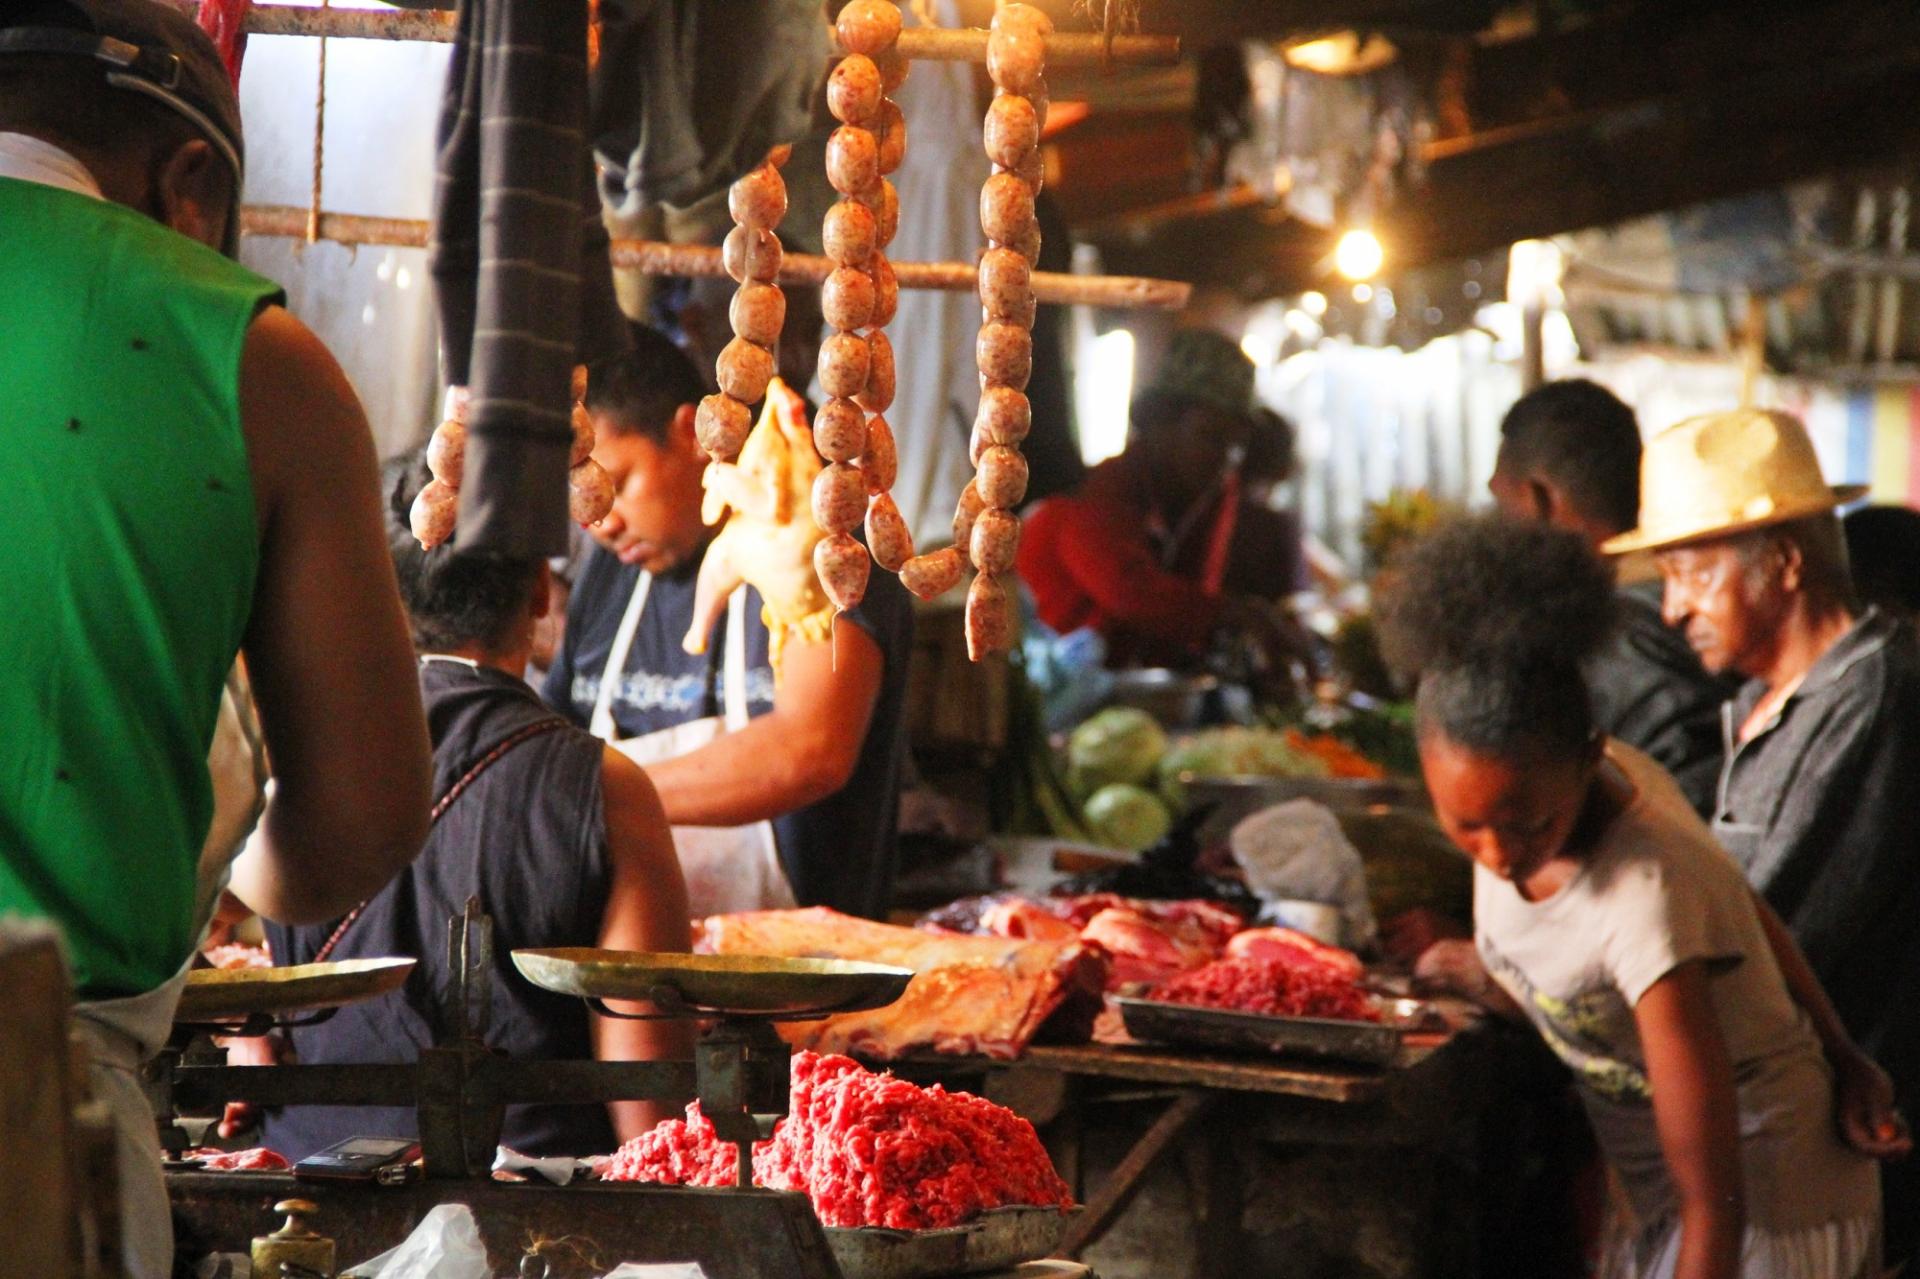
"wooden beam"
1451,0,1910,142
954,0,1497,42
1091,35,1920,297
1384,48,1920,273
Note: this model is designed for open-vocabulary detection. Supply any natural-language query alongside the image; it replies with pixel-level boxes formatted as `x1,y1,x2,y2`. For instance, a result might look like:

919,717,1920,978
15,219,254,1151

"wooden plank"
1019,1041,1401,1103
1054,1089,1213,1260
0,930,76,1278
168,1176,844,1279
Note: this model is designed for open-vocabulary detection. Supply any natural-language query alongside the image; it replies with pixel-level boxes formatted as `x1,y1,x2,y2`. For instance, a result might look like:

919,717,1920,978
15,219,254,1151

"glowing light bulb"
1335,228,1384,281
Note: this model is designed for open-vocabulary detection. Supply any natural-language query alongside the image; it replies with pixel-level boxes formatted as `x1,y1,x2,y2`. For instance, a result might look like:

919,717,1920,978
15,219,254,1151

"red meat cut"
601,1051,1073,1229
1224,927,1365,982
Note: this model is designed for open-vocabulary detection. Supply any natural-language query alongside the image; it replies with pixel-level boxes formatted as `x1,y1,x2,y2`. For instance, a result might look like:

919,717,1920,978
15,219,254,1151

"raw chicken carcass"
684,379,833,679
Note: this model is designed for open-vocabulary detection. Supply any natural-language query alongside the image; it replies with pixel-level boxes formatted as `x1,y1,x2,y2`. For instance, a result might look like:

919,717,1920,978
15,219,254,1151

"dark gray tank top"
262,659,614,1159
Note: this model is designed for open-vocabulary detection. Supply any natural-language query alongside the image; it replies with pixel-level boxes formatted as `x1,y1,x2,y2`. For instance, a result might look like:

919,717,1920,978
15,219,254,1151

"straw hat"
1601,408,1866,556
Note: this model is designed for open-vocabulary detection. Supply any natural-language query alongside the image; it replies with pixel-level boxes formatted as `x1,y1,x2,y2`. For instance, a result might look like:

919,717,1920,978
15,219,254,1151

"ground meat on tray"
1152,955,1378,1022
181,1147,291,1171
600,1050,1073,1229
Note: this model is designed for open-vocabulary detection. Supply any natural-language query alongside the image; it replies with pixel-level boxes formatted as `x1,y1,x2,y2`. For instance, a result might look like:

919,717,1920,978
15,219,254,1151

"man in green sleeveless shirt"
0,3,433,1271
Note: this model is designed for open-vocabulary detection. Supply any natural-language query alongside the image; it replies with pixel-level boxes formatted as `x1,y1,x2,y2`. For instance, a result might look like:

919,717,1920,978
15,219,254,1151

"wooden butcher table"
886,1015,1572,1279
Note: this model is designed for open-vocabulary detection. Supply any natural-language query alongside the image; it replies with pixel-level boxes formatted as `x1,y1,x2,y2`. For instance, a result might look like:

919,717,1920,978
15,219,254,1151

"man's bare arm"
640,622,884,826
594,747,693,1141
226,306,432,924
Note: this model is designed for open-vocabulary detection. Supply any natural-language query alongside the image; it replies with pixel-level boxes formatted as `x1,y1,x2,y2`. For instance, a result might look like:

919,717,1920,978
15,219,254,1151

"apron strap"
723,586,751,731
590,569,653,741
309,716,569,965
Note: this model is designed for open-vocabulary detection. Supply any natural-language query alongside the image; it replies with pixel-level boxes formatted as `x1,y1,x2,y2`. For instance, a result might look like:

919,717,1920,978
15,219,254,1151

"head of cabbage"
1066,707,1168,797
1083,783,1174,852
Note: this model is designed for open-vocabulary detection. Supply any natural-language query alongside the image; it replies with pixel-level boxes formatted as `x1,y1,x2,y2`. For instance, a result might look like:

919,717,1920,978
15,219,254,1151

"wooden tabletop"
891,1030,1457,1105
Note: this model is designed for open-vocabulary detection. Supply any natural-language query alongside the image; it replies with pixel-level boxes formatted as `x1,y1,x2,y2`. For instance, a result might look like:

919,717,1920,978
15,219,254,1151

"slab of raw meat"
698,908,1107,1059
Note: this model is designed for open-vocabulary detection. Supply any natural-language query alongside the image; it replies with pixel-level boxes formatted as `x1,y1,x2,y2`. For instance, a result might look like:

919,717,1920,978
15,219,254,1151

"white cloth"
591,573,794,916
1475,742,1879,1242
858,0,988,552
0,132,104,198
71,963,194,1279
1602,1214,1878,1279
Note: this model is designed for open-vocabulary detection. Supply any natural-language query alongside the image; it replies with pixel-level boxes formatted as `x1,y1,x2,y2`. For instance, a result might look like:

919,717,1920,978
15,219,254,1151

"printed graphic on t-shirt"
1481,935,1651,1103
568,665,776,724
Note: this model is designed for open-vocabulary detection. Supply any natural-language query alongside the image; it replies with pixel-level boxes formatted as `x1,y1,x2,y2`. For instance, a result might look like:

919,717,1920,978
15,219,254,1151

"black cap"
0,0,246,193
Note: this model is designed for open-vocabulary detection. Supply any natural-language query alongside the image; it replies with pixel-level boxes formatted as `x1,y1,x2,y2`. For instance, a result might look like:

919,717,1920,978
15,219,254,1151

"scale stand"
158,903,910,1185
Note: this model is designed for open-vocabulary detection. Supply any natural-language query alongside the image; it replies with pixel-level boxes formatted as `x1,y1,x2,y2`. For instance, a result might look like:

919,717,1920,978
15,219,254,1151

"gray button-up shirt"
1713,608,1920,1097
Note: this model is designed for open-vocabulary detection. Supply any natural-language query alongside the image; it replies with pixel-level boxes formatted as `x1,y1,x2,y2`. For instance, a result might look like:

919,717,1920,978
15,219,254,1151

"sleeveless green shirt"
0,177,282,998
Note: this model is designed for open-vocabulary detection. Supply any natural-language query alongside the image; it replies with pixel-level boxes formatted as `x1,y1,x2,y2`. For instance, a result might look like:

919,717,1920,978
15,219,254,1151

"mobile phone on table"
292,1136,421,1183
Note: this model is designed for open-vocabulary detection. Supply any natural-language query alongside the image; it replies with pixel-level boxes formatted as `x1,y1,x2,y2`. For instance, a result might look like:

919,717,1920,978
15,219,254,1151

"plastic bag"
1229,799,1378,950
341,1205,488,1279
599,1266,709,1278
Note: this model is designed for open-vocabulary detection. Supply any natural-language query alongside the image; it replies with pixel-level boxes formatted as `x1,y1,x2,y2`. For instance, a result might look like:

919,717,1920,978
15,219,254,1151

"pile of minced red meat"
1153,954,1378,1022
601,1051,1073,1229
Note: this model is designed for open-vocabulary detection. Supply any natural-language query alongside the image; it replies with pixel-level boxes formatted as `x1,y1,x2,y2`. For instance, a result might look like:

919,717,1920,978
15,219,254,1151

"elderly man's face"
1655,536,1786,676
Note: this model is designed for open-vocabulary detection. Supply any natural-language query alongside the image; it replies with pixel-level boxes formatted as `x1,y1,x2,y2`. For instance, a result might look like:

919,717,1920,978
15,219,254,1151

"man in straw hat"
1606,406,1920,1268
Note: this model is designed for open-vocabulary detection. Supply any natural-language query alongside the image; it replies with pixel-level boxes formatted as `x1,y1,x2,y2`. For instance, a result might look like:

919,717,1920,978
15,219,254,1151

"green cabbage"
1082,783,1174,852
1157,726,1330,808
1066,707,1168,797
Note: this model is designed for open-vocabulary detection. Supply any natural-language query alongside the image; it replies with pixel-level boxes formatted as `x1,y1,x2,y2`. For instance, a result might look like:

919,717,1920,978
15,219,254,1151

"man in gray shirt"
1489,380,1733,816
1607,406,1920,1270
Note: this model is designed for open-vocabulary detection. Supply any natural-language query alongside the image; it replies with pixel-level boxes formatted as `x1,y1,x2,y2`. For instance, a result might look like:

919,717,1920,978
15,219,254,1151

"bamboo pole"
608,240,1191,309
861,27,1180,67
241,204,430,248
225,5,1180,65
243,5,455,42
238,210,1193,309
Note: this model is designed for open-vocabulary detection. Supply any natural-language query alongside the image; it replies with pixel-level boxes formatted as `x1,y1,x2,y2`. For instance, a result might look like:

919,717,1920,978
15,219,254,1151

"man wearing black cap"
0,3,432,1271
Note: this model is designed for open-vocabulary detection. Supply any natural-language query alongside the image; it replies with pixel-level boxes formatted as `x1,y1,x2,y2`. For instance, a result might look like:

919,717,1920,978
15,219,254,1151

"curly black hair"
1375,513,1618,760
384,451,541,654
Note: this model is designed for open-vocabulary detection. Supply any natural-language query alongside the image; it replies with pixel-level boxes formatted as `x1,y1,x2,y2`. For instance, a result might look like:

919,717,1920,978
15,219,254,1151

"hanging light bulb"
1335,228,1384,281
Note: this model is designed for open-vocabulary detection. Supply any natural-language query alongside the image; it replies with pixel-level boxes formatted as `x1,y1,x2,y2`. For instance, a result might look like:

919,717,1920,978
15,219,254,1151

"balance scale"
155,901,912,1279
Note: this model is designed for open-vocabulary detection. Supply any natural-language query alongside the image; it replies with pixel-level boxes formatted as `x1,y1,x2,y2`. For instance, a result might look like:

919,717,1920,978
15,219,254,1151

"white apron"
72,963,192,1279
73,668,271,1277
589,573,795,916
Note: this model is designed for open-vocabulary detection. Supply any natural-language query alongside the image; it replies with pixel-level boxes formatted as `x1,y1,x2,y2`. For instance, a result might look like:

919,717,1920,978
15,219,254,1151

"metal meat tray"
825,1206,1078,1279
1114,995,1437,1067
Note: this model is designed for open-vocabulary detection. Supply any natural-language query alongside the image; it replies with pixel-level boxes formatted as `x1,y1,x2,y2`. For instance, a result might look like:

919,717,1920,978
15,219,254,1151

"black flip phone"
291,1136,421,1183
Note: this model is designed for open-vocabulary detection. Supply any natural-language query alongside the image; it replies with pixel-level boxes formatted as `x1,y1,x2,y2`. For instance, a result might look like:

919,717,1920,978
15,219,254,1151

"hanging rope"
307,0,330,244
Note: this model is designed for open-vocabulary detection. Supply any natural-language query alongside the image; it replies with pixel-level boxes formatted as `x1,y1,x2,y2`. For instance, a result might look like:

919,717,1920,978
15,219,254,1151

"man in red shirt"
1017,328,1305,670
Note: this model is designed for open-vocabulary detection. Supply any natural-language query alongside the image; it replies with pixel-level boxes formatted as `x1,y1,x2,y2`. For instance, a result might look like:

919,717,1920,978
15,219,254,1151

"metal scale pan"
511,950,913,1020
176,958,416,1027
